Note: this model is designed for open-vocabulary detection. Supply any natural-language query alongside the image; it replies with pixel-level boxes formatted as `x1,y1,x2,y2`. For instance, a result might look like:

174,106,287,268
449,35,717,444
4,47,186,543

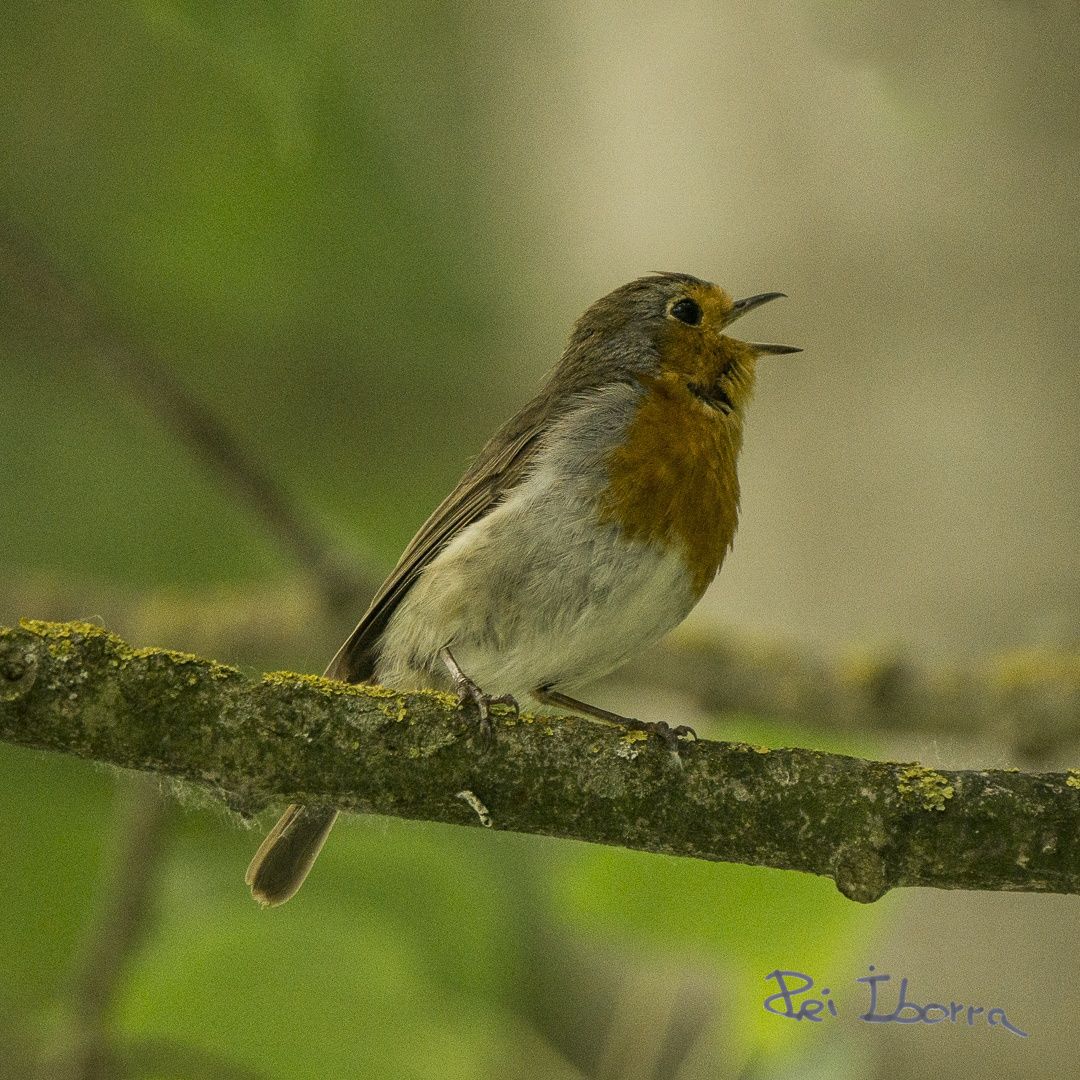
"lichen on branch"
2,620,1079,904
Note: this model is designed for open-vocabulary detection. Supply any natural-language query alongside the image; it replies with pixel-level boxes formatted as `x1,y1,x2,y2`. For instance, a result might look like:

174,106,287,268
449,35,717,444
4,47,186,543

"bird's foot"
439,646,519,747
457,679,519,746
618,716,698,754
533,687,695,755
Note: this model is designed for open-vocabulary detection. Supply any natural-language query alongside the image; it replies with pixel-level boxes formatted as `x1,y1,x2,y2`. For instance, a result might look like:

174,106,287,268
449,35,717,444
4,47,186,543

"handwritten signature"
763,968,1028,1037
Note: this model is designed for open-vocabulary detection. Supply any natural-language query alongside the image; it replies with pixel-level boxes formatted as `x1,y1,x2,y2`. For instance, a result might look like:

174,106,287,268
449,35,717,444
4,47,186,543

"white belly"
374,482,699,701
374,381,707,702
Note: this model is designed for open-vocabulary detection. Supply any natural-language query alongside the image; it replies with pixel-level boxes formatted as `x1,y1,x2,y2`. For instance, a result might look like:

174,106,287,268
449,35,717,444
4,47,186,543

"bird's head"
559,272,799,418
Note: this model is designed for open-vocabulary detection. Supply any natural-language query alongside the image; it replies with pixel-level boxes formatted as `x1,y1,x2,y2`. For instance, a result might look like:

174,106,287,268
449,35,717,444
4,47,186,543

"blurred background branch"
0,219,374,618
46,779,168,1080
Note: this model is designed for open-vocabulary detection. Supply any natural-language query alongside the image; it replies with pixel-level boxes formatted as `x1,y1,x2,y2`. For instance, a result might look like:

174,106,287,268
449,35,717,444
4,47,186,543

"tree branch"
2,620,1078,904
7,578,1079,762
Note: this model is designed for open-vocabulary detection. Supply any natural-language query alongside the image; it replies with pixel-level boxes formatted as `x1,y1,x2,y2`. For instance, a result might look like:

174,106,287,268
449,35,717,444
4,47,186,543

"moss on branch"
2,620,1079,904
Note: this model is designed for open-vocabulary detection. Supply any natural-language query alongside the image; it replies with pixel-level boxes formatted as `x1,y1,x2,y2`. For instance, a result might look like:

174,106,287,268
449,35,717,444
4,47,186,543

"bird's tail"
245,803,339,906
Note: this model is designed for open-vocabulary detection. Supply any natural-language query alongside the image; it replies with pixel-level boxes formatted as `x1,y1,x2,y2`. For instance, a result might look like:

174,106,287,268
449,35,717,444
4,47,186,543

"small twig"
457,789,493,827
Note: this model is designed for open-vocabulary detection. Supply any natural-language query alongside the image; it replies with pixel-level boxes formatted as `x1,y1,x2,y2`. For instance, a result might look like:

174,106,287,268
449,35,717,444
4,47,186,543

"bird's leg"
533,687,696,752
438,646,519,745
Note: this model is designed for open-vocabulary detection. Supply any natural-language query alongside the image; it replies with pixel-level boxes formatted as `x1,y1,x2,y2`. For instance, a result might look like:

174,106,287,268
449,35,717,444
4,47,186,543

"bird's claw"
455,678,519,747
623,717,697,754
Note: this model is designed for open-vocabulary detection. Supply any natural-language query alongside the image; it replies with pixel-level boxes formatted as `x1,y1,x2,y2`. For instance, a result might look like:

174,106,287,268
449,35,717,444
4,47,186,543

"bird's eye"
669,297,702,326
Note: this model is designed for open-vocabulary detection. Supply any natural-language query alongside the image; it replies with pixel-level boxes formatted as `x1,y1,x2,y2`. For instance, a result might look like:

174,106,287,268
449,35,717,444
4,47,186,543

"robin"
246,271,799,906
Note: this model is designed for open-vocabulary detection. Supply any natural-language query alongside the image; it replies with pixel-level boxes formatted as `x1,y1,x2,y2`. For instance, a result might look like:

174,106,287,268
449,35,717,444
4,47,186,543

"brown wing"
323,396,552,683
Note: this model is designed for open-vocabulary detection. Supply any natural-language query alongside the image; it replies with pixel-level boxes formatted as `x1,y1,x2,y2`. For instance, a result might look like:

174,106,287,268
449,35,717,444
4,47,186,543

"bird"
246,271,799,906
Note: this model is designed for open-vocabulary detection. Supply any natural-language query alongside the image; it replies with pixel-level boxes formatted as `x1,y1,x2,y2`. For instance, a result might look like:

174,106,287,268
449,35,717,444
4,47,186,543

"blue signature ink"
763,970,839,1022
856,965,1028,1036
763,967,1028,1037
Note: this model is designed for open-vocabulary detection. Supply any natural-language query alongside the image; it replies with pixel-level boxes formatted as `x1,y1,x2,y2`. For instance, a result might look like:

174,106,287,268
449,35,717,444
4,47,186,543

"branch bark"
7,579,1079,763
2,620,1078,904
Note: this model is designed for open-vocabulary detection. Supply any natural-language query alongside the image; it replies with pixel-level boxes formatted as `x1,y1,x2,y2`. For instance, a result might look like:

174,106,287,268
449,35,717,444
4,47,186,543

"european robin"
246,271,798,906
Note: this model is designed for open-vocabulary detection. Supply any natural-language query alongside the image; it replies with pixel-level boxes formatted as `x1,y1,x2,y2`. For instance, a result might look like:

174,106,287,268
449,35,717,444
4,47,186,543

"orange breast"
597,373,743,594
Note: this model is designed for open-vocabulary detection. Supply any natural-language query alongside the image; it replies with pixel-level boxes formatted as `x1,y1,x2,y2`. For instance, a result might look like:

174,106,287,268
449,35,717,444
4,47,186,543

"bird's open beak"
726,292,802,354
748,341,803,354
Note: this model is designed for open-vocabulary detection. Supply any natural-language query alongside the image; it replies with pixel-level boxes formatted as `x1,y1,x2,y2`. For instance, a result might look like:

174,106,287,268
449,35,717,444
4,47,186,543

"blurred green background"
2,2,1078,1078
